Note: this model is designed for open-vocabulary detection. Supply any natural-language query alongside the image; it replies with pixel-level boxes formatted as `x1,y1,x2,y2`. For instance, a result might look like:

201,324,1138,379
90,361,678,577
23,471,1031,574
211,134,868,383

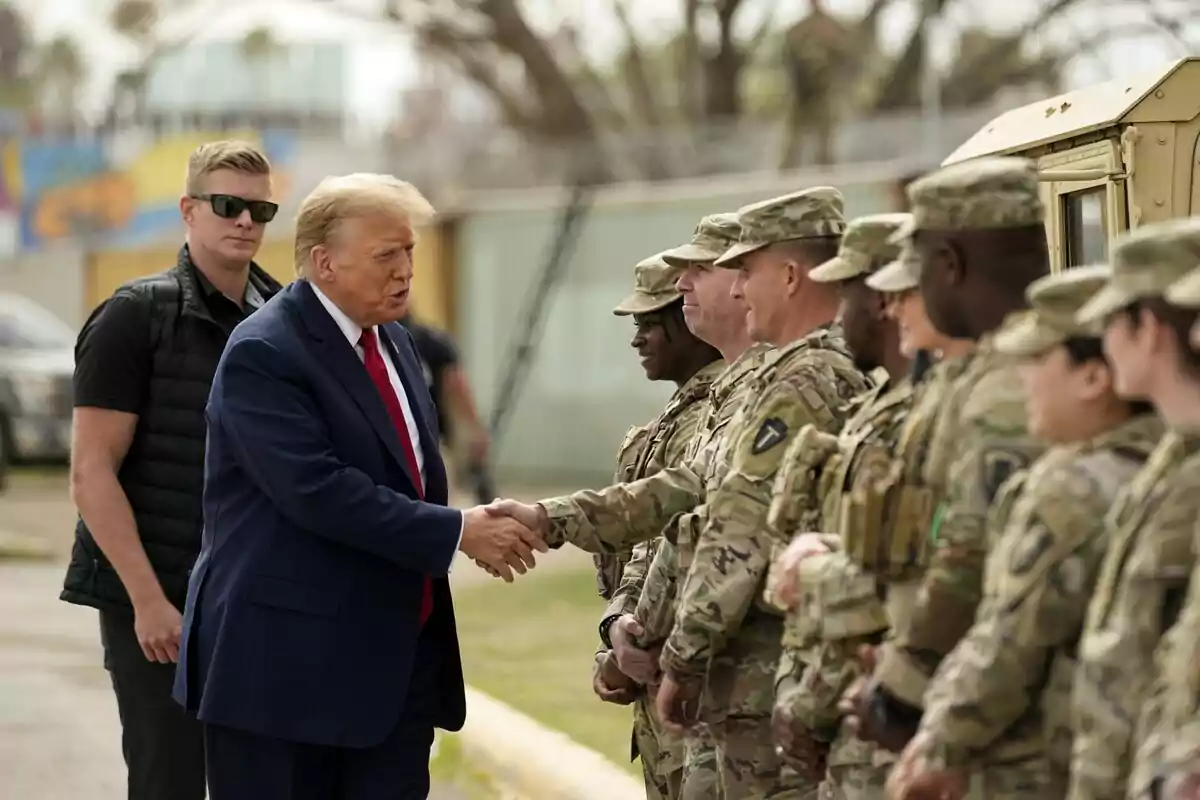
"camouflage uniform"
1152,257,1200,799
601,252,726,800
868,158,1046,726
540,188,871,798
763,213,916,800
908,267,1165,798
622,208,754,800
1067,222,1200,800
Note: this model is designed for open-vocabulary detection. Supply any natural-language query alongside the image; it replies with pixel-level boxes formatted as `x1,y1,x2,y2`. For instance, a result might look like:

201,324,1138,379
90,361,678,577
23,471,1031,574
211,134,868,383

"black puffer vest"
61,248,282,614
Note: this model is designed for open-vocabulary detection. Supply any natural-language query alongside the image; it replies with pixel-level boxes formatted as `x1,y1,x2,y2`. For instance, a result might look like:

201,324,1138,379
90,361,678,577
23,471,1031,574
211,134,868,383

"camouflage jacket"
1070,430,1200,800
595,359,725,608
632,345,772,646
913,415,1163,785
874,335,1043,709
658,324,870,722
538,344,771,556
771,376,916,770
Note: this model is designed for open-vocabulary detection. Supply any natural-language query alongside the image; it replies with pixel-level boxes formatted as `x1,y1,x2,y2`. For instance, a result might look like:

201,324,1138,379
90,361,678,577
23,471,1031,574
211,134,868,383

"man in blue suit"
174,173,547,800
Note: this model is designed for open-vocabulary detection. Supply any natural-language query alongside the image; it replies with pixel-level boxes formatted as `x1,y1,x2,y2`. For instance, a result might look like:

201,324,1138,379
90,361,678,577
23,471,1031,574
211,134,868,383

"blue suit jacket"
174,280,467,748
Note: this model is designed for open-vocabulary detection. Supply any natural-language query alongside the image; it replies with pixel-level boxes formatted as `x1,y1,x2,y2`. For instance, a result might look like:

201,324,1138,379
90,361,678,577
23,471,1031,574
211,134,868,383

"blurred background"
0,1,1196,797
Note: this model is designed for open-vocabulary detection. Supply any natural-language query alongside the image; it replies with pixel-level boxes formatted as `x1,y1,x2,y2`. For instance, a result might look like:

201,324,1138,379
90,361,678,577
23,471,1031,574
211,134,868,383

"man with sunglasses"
62,140,283,800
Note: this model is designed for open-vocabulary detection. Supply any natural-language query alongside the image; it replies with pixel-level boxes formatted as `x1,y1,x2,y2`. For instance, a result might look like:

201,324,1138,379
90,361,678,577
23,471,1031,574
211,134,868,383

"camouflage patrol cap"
1166,265,1200,349
889,156,1044,242
661,212,742,267
713,187,846,268
612,252,684,316
1076,218,1200,325
995,265,1110,357
1166,265,1200,308
810,213,911,284
865,239,921,293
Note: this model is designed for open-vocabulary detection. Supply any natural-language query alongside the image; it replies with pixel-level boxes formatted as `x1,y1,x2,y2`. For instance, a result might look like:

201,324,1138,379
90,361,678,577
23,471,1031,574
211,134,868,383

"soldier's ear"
1076,356,1114,403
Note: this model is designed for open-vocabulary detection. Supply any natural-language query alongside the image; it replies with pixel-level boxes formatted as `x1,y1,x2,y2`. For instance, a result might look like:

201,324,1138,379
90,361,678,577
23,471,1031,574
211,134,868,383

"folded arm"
875,369,1035,708
216,336,462,575
917,463,1110,767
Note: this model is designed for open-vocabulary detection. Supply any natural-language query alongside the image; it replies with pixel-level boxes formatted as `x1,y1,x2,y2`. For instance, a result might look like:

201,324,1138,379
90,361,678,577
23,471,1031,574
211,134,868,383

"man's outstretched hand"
484,498,549,538
460,505,548,582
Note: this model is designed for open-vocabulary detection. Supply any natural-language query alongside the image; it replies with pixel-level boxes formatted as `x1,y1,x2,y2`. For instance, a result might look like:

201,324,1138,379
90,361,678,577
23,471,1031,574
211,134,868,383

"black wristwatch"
598,614,622,649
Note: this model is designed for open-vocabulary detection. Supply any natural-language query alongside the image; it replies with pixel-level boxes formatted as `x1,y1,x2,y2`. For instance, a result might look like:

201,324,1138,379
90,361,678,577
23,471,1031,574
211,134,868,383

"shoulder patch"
752,417,789,455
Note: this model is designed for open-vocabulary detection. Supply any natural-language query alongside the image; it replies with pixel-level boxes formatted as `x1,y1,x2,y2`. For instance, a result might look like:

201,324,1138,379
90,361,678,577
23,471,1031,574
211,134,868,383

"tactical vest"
61,256,282,614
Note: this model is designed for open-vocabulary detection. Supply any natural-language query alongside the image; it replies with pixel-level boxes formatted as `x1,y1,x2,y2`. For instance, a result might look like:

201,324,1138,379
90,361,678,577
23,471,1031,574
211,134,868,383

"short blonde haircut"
293,173,436,277
185,140,272,196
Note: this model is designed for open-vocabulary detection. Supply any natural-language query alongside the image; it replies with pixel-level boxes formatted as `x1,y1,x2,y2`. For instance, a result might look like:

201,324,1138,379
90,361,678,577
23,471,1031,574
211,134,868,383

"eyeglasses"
191,194,279,224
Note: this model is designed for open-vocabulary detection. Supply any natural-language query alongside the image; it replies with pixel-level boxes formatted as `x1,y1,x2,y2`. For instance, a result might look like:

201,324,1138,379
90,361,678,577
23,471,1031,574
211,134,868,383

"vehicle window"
1062,187,1107,268
0,294,75,350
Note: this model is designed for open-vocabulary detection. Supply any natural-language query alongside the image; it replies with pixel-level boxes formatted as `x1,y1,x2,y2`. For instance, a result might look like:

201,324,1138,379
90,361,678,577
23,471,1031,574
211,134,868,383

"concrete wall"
455,161,913,485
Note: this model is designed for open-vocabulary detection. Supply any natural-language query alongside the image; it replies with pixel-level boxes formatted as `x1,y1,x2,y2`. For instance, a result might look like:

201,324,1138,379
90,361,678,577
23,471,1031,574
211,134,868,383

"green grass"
453,567,640,775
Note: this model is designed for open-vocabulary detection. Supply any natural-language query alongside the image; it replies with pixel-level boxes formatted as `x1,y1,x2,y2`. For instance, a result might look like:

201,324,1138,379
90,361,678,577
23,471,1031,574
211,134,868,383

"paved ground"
0,469,589,799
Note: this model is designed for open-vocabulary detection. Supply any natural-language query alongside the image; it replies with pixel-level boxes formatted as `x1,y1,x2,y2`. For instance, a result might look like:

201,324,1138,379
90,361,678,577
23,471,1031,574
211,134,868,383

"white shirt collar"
309,281,368,348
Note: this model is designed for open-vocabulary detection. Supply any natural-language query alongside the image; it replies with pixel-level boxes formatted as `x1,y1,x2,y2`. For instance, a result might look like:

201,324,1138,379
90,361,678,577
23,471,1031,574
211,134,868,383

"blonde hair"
293,173,436,277
185,140,272,196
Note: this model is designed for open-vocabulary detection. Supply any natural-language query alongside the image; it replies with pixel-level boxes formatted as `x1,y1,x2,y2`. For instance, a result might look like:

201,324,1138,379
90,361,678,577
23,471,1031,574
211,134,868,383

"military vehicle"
943,56,1200,273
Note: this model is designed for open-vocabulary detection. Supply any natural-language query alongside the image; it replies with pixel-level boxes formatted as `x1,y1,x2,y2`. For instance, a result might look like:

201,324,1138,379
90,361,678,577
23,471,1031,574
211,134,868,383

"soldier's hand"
767,533,833,611
1163,770,1200,800
657,673,702,734
771,705,829,781
886,734,967,800
610,615,661,685
592,651,637,705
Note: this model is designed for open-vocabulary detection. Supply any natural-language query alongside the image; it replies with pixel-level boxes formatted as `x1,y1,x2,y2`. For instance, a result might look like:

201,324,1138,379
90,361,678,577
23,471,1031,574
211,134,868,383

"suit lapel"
293,282,420,494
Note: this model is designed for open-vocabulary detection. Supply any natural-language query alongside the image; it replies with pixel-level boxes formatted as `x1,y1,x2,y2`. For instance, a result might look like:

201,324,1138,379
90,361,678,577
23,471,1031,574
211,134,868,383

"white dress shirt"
311,283,462,568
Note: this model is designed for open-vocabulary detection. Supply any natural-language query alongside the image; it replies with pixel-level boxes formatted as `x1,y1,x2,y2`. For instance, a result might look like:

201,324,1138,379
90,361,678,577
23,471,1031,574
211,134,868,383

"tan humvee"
944,57,1200,273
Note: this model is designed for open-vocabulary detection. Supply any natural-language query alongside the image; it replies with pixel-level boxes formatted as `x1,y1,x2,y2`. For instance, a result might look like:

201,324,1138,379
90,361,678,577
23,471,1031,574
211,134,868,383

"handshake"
458,499,551,582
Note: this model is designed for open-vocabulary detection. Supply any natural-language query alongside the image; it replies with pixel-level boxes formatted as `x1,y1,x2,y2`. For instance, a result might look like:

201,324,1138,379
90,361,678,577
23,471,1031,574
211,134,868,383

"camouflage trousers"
818,763,891,800
961,758,1064,800
634,693,685,800
715,714,822,799
634,690,723,800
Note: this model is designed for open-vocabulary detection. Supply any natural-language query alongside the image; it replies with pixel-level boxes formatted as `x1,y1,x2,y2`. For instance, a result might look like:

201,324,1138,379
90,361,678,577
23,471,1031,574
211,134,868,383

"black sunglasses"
191,194,279,224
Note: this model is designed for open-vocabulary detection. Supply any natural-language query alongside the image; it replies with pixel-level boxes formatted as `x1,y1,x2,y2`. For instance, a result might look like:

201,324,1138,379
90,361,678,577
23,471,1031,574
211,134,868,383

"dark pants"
204,627,443,800
99,609,207,800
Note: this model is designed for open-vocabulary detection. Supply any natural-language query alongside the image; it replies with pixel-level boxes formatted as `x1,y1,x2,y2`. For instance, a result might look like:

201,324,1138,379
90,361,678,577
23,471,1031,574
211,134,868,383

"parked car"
0,292,75,487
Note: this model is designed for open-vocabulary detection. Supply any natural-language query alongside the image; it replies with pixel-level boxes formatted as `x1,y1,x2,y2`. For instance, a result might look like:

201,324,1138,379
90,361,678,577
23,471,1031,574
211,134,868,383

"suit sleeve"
213,336,462,575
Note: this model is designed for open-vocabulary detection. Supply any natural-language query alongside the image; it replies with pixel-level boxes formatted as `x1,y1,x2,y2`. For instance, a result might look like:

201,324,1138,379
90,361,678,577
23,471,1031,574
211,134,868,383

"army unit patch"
752,417,789,455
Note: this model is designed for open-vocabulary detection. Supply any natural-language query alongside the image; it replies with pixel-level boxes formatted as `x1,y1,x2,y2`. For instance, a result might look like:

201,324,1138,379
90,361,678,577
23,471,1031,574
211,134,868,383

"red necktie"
359,328,434,628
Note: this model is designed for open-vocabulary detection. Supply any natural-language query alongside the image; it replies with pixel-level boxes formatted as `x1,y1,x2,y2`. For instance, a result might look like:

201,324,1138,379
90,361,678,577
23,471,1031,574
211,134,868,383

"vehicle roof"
943,57,1200,165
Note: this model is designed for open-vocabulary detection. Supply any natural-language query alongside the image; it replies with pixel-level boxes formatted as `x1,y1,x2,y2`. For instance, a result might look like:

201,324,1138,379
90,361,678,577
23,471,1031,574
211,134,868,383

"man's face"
181,169,272,265
676,261,745,345
731,247,790,343
914,233,963,338
313,211,417,328
630,307,688,381
837,278,884,371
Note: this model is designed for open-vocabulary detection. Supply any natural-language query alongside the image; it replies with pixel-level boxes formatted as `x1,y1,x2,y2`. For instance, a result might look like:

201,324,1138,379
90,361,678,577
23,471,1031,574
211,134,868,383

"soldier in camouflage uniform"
1149,262,1200,800
1064,220,1200,800
609,211,750,800
761,213,915,800
592,251,724,800
886,266,1164,800
489,188,872,797
843,158,1049,757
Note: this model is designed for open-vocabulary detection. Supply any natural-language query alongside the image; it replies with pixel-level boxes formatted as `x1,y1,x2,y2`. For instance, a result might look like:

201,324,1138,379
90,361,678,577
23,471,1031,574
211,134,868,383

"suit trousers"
204,625,444,800
99,609,208,800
